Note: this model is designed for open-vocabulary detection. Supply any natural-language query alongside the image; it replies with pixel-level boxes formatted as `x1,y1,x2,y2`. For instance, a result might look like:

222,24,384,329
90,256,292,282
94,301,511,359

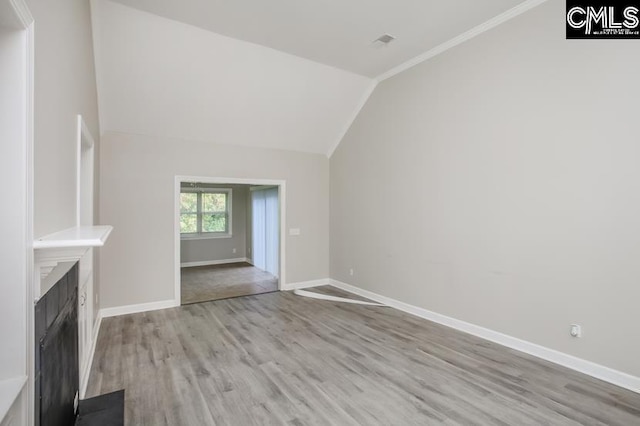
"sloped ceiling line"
109,0,530,78
92,0,548,157
91,0,373,157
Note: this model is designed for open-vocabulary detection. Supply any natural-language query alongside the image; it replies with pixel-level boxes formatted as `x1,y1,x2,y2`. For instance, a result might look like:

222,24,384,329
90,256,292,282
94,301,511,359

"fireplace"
33,263,125,426
34,264,79,426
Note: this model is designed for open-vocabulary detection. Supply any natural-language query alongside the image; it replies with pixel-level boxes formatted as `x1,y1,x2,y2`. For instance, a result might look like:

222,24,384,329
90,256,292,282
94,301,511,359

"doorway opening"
174,177,285,305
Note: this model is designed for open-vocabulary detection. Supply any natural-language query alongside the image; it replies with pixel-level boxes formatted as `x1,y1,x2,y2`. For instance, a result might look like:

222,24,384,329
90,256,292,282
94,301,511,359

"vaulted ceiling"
108,0,526,78
91,0,373,156
91,0,530,156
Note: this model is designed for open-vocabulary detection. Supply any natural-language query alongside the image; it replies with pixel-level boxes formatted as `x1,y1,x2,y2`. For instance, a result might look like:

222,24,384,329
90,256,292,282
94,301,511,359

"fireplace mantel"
33,225,112,250
34,225,113,299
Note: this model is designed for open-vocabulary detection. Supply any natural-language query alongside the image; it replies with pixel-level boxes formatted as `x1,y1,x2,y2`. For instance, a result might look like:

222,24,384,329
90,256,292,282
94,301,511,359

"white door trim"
0,0,34,424
24,9,35,426
174,176,286,306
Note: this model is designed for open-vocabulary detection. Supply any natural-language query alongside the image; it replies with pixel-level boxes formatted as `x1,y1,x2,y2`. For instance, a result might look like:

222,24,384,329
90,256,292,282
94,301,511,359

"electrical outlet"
232,248,237,254
570,324,582,338
349,268,354,276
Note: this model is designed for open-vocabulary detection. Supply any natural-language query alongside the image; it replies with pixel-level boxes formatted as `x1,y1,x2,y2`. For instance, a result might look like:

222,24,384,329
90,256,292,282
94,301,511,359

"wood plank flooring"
86,286,640,425
181,262,278,304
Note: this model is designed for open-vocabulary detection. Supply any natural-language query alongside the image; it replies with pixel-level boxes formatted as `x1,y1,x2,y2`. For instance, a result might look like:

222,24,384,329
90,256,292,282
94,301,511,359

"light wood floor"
86,286,640,425
181,262,278,305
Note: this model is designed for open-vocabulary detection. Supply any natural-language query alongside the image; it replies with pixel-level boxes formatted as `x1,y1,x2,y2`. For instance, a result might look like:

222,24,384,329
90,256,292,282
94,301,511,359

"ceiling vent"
371,33,396,48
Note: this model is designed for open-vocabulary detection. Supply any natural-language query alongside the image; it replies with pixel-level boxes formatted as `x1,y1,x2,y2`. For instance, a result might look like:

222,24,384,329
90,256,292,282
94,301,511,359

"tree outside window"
180,188,231,236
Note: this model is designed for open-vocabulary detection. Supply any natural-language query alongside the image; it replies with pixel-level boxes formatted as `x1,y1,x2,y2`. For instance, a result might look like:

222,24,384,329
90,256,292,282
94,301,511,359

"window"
180,188,232,237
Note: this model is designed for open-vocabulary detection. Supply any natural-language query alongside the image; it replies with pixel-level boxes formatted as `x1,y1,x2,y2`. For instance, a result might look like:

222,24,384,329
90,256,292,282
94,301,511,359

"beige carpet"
181,262,278,305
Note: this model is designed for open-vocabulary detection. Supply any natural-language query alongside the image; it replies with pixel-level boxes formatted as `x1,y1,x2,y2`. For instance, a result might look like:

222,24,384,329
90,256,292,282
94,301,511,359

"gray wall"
100,131,329,308
26,0,101,319
27,0,100,237
180,185,249,264
330,0,640,377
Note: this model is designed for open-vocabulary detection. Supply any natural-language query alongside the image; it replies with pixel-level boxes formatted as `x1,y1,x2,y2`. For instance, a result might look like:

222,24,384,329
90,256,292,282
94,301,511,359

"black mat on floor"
75,390,124,426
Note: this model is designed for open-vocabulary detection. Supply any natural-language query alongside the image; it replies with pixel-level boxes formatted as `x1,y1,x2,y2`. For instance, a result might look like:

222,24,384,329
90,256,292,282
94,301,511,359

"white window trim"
180,187,232,239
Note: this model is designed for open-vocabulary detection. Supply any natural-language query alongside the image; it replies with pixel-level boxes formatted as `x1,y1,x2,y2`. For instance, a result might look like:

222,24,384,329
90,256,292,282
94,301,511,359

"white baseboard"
329,279,640,394
79,313,102,399
180,258,249,268
100,299,178,318
281,278,329,291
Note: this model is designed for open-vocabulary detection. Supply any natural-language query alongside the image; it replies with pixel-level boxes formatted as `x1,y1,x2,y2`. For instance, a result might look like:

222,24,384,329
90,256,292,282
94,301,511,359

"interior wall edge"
327,80,378,158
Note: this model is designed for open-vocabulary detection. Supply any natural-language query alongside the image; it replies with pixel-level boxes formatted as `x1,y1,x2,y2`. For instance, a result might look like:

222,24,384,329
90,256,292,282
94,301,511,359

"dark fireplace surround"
34,264,79,426
34,263,124,426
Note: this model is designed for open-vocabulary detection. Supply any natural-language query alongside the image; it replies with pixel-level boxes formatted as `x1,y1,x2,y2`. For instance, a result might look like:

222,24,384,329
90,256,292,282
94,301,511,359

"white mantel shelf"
33,225,113,249
33,226,113,297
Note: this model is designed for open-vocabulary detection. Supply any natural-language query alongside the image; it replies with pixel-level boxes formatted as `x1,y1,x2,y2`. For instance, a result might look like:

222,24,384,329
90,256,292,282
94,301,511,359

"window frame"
180,187,232,239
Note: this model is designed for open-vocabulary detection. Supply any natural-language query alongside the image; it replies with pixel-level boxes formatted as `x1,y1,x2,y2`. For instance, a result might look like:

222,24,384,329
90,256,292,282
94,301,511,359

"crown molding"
376,0,550,82
8,0,33,27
